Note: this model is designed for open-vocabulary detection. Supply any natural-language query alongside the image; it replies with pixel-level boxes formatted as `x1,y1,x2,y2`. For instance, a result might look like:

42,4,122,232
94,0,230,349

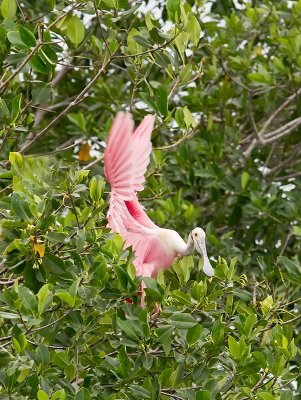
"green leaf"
43,254,66,275
257,392,275,400
51,390,66,400
9,152,23,174
117,318,140,341
175,32,188,62
179,64,193,85
39,45,58,65
29,55,49,74
130,385,151,399
13,337,21,353
1,0,17,20
247,65,274,85
37,284,52,316
241,171,249,190
196,390,211,400
228,335,240,359
67,112,86,131
19,26,36,47
18,333,27,352
156,86,168,116
67,15,85,46
56,291,74,307
0,350,13,367
19,286,38,314
183,106,196,128
31,83,52,105
0,311,19,319
7,31,28,49
169,313,197,329
166,0,180,22
11,193,33,221
36,345,50,366
293,226,301,236
11,93,22,124
133,35,151,48
139,92,157,112
37,390,49,400
279,256,301,284
187,16,201,46
75,388,91,400
89,176,104,203
186,324,203,346
156,325,173,355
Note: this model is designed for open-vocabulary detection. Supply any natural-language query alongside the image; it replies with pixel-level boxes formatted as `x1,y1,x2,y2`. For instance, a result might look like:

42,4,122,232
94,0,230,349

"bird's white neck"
181,234,194,256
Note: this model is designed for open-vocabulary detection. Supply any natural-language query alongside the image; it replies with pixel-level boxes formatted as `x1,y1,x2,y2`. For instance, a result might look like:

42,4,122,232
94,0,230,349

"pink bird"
104,112,214,306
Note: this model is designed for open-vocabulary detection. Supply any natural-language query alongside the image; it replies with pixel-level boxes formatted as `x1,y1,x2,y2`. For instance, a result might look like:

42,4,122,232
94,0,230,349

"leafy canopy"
0,0,301,399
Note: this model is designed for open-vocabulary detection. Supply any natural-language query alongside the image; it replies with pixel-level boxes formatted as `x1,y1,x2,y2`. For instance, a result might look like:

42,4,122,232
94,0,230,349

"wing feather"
104,112,158,273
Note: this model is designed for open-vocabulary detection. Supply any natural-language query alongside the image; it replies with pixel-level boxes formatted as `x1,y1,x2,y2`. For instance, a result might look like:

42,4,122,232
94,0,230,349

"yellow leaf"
254,46,262,56
78,143,90,162
34,243,45,258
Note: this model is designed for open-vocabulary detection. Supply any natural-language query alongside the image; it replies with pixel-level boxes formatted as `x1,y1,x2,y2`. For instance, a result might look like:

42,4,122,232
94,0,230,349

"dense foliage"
0,0,301,399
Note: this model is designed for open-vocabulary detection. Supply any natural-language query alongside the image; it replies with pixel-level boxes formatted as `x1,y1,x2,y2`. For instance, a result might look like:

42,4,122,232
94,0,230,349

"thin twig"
244,86,301,157
0,41,43,96
80,155,103,171
160,390,185,400
263,117,301,143
19,58,113,154
273,171,301,181
93,0,111,56
27,310,71,333
155,127,199,150
34,65,73,127
24,139,83,158
17,15,137,156
45,2,82,32
251,371,268,391
114,36,176,59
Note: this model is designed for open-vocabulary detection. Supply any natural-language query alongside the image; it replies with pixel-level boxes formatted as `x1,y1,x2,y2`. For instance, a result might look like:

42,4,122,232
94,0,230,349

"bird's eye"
194,233,198,237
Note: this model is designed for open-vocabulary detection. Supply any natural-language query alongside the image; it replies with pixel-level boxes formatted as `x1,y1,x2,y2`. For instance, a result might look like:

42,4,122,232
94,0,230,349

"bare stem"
0,41,43,96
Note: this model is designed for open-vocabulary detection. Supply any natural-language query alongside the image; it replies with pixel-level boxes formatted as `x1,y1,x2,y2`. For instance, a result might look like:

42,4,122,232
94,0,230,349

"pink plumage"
104,112,214,306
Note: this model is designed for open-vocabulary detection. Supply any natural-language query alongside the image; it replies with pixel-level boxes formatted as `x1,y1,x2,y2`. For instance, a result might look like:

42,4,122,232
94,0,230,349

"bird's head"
190,227,214,277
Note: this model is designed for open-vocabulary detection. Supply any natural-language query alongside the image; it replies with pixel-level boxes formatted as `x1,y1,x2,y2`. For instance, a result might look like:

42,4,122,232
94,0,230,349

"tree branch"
0,40,43,96
244,87,301,157
19,56,114,154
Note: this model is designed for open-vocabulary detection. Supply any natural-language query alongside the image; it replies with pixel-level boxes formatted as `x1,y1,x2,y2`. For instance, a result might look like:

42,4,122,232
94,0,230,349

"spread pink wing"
104,112,159,275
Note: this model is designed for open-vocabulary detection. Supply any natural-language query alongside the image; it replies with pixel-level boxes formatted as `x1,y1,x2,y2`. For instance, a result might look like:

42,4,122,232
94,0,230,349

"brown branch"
80,155,104,171
113,35,176,60
17,15,138,156
34,65,73,127
93,0,111,56
263,117,301,143
19,57,114,154
0,278,23,286
244,87,301,157
0,41,43,96
45,2,82,32
154,127,199,150
24,139,83,158
273,171,301,181
260,87,301,136
251,371,268,392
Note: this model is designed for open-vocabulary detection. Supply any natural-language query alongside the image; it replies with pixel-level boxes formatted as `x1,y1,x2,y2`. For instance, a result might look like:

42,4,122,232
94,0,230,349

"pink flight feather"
104,112,178,305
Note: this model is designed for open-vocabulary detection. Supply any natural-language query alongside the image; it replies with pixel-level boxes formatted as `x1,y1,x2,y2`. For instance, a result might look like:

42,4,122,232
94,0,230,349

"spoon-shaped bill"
195,238,215,277
202,255,215,277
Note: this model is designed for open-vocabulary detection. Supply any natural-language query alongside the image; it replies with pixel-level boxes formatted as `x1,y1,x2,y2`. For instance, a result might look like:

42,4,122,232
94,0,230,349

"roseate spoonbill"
104,112,214,306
